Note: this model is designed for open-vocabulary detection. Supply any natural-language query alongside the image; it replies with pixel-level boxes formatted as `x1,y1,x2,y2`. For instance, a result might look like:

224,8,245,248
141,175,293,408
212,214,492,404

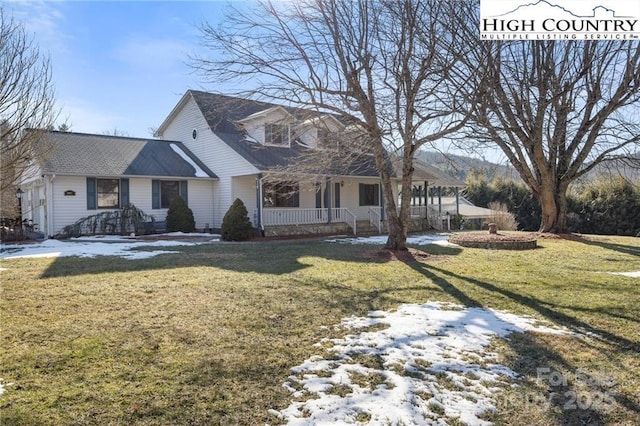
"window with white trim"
97,179,120,209
359,183,380,206
265,123,289,146
263,182,299,207
152,180,188,209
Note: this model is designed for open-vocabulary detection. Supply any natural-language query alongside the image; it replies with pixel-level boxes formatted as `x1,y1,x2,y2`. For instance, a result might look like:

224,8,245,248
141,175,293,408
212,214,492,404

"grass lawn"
1,234,639,425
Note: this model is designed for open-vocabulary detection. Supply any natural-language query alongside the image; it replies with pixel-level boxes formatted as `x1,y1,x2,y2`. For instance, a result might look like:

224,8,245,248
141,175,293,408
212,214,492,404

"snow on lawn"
0,379,13,396
272,302,567,425
1,233,451,262
0,233,220,260
326,233,455,247
609,271,640,278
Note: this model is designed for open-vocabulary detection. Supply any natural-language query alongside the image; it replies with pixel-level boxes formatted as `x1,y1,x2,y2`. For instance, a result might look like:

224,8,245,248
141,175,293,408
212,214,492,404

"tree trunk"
382,172,408,251
385,214,407,251
383,150,415,251
538,185,569,234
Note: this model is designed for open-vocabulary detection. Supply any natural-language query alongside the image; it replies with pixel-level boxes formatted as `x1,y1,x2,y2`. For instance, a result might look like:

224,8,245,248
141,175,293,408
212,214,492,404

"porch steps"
355,220,382,236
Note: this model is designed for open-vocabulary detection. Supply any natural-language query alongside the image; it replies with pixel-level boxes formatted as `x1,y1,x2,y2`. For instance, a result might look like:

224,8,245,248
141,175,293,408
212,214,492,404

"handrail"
368,207,382,233
341,208,357,235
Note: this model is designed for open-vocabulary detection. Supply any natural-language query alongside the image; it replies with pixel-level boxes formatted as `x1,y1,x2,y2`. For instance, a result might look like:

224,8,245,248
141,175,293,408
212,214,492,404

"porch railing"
368,207,382,233
261,207,357,234
410,205,428,219
263,208,328,226
426,206,451,231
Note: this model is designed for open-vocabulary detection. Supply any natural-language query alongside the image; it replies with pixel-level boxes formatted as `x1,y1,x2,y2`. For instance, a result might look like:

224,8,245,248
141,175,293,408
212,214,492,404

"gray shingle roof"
38,131,217,179
188,91,382,177
409,160,466,187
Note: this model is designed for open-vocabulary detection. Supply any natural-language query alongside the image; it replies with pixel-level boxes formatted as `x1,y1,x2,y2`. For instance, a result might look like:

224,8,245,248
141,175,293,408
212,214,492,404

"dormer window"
265,123,290,146
317,129,338,150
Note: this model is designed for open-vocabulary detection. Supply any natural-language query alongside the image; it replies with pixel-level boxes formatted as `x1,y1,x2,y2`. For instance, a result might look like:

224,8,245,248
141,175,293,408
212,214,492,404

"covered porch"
234,161,466,236
404,160,467,231
238,174,393,236
261,207,358,236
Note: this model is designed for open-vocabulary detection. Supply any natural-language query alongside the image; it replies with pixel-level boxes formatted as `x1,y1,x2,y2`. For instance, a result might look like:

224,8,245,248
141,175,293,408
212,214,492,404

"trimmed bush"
221,198,253,241
166,196,195,233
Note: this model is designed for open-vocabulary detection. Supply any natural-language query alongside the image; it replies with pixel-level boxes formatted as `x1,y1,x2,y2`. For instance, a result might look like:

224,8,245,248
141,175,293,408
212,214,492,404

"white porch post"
380,180,385,221
424,180,428,218
256,173,263,229
326,177,332,224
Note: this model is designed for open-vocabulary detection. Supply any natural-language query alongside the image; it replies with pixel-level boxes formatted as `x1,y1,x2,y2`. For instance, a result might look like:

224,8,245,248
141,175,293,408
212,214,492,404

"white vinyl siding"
187,179,215,229
232,176,258,225
144,178,214,230
332,178,388,220
160,95,258,228
50,176,90,234
46,176,214,235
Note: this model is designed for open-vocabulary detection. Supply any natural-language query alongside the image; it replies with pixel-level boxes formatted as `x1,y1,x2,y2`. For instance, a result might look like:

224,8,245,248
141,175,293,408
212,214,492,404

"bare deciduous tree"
102,127,130,137
192,0,475,250
464,40,640,233
0,7,57,216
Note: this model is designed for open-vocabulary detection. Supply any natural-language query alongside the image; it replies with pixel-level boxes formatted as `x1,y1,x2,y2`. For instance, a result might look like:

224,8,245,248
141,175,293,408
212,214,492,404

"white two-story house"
21,90,400,236
19,90,464,237
154,91,392,236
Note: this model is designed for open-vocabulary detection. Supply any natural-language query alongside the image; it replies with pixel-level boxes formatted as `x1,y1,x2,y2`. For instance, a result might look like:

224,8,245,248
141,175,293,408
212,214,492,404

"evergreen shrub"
166,196,195,233
221,198,253,241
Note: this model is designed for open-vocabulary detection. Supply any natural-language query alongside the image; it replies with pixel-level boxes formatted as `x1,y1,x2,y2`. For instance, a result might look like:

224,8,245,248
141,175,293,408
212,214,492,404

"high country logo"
480,0,640,40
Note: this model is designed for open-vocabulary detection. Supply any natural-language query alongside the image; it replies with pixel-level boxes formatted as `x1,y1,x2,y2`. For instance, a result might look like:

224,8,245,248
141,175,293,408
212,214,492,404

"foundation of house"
263,222,351,237
262,218,432,238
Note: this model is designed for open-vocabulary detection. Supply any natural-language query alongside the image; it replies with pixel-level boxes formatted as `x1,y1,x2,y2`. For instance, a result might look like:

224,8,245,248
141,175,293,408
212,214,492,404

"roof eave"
39,171,218,180
236,106,295,124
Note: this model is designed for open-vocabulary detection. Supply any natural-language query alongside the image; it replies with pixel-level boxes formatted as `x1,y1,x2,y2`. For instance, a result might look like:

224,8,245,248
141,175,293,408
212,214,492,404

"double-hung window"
263,182,299,208
359,183,380,206
265,123,289,146
152,180,188,209
87,178,129,210
97,179,120,208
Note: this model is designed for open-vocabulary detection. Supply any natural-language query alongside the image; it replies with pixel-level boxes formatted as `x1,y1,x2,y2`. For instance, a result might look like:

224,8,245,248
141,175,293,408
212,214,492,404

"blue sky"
6,0,236,137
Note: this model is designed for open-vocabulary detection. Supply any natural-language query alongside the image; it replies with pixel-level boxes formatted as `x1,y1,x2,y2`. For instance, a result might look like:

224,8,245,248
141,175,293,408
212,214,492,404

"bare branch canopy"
0,7,57,204
191,0,477,249
461,40,640,232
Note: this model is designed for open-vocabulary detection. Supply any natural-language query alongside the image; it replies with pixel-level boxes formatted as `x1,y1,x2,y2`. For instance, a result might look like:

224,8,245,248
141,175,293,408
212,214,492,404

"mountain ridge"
416,150,639,184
